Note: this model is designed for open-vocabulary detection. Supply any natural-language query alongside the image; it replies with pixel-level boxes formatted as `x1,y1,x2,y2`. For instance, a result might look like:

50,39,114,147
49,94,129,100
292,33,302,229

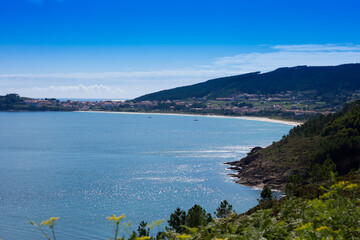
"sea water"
0,112,292,240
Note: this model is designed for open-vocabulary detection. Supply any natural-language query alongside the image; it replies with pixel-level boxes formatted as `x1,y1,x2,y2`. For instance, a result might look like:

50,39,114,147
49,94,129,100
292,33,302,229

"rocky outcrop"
225,143,308,191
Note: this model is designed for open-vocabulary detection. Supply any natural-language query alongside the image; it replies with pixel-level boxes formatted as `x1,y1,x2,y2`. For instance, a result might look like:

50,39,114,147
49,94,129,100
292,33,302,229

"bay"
0,112,292,240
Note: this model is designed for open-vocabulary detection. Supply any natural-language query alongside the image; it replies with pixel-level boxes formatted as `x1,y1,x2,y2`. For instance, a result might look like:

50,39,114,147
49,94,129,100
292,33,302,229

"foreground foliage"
28,172,360,240
165,176,360,240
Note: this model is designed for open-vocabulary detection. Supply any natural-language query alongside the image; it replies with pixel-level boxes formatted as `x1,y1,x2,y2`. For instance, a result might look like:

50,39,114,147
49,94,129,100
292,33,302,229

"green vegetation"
0,93,72,111
29,217,60,240
287,99,360,175
214,200,233,219
25,100,360,239
4,64,360,121
168,208,186,233
228,99,360,189
130,64,360,120
259,187,273,202
9,65,360,239
29,172,360,239
134,64,360,103
0,93,27,110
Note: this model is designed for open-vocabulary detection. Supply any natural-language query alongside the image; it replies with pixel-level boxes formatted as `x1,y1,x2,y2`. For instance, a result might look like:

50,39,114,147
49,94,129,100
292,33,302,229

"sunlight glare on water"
0,112,292,240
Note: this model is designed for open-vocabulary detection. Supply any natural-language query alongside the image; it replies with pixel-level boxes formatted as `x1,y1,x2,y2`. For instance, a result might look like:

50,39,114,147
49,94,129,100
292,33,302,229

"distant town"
2,87,359,120
8,89,356,120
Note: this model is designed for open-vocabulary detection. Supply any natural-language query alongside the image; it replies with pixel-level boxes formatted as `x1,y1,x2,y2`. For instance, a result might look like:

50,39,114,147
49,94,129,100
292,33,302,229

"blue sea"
0,112,292,240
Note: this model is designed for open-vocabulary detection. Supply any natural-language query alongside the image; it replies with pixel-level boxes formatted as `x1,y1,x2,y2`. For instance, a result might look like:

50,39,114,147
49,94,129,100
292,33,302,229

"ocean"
0,111,292,240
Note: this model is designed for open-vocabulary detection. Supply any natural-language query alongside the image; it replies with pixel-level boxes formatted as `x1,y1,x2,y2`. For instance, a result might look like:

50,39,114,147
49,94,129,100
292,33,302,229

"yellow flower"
316,226,328,231
40,220,50,226
319,191,332,199
40,217,60,228
343,183,358,191
331,181,348,189
154,219,165,226
106,214,125,223
136,236,150,240
296,222,313,231
176,233,192,239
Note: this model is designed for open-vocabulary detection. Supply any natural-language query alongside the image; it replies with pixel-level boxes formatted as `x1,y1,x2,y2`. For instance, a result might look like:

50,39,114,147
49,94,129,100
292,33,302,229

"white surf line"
77,111,302,126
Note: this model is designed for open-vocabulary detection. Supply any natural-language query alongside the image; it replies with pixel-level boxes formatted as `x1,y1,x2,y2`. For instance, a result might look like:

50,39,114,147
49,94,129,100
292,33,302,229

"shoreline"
77,110,302,126
228,172,283,192
78,110,300,191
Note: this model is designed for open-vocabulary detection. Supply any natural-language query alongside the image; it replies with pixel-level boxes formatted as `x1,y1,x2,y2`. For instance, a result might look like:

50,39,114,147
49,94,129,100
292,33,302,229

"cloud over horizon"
213,44,360,73
1,44,359,99
272,44,360,52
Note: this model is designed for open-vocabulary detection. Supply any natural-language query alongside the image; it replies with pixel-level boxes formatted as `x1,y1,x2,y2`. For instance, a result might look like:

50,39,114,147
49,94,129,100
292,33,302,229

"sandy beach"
77,111,302,126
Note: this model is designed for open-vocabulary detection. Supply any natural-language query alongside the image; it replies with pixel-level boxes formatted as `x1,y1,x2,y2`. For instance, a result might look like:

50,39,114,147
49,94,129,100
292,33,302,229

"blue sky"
0,0,360,98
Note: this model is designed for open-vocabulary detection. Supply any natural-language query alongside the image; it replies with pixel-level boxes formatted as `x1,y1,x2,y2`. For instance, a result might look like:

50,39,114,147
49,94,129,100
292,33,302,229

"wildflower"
40,220,51,226
319,191,332,199
331,181,348,189
40,217,60,228
316,226,328,231
296,222,313,231
147,223,154,230
106,214,125,223
153,219,164,227
176,233,192,239
136,236,150,240
343,183,358,191
30,217,59,240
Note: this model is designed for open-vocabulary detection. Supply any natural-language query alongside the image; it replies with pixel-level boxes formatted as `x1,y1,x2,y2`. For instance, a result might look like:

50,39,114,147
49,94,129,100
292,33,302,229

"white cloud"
0,69,241,98
272,44,360,52
0,69,240,81
213,44,360,73
2,85,123,99
1,44,359,99
31,84,119,93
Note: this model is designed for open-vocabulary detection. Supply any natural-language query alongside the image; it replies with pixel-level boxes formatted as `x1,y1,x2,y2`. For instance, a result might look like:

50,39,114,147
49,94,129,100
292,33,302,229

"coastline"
78,110,300,191
76,110,302,126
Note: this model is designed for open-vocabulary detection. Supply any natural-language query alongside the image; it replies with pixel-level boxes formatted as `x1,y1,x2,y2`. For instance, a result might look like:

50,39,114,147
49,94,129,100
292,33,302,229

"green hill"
227,99,360,190
134,63,360,102
0,93,72,111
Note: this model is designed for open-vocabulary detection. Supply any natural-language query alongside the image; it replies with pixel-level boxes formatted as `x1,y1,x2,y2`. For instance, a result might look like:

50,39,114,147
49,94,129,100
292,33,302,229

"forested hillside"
0,94,72,111
227,99,360,190
134,63,360,102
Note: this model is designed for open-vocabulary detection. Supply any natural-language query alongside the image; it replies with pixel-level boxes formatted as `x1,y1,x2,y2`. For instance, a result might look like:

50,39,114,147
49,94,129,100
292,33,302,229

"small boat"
194,119,198,121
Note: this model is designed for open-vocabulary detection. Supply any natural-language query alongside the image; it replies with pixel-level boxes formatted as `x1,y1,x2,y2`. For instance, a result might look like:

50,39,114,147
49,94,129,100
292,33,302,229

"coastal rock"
225,139,313,191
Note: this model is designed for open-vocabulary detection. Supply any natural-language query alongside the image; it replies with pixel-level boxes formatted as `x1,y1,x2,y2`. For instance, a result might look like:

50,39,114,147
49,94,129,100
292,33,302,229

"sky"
0,0,360,99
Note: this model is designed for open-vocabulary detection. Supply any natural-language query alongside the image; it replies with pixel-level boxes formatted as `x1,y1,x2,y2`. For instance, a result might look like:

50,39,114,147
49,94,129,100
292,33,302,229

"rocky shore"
225,146,291,191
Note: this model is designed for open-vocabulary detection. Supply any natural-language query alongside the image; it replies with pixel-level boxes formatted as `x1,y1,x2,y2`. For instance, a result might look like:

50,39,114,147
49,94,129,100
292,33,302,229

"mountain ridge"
134,63,360,101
